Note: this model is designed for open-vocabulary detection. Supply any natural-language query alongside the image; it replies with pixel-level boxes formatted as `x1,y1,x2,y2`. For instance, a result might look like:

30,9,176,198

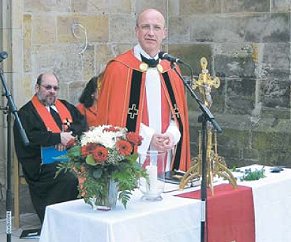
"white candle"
146,165,158,193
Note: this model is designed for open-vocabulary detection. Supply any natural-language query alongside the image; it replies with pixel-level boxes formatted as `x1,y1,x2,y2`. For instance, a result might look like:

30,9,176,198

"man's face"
35,74,59,106
135,9,167,57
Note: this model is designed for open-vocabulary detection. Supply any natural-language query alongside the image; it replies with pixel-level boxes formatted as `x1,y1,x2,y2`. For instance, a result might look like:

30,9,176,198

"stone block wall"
0,0,290,218
167,0,291,168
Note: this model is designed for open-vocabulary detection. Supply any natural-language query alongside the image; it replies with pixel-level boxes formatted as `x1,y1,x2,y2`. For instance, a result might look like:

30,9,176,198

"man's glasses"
40,84,60,91
137,24,164,32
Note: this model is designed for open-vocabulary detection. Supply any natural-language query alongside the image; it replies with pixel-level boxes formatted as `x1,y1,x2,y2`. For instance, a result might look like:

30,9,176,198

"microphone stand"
0,58,29,242
169,61,222,242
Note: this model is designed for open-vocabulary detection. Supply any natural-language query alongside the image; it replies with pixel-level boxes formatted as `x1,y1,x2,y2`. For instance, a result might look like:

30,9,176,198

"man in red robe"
96,9,191,171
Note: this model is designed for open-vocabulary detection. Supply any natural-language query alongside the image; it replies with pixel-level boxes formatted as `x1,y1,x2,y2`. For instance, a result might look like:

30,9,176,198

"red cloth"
31,95,73,133
95,49,191,171
177,184,255,242
76,103,98,128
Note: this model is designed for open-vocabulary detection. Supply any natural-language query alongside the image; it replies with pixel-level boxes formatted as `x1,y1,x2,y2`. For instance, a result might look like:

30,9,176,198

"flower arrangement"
57,125,147,209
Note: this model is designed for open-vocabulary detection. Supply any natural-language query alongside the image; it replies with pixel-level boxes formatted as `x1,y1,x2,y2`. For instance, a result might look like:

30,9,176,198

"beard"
37,93,56,106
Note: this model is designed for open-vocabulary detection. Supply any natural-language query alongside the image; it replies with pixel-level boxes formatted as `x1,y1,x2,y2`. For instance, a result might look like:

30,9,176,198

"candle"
146,165,158,193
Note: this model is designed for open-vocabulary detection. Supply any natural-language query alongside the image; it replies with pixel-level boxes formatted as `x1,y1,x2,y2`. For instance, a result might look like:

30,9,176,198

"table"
39,165,291,242
239,165,291,242
39,190,201,242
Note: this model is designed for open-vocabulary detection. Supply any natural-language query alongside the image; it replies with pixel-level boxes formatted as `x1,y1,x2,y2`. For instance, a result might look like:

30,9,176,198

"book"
165,170,185,184
41,146,68,164
20,228,41,239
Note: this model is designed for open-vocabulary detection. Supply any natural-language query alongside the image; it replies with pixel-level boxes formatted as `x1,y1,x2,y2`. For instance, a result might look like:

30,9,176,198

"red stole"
31,95,73,133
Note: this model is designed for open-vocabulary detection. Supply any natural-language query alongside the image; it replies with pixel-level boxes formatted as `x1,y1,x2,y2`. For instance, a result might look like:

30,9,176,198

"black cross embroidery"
173,104,180,118
128,104,139,119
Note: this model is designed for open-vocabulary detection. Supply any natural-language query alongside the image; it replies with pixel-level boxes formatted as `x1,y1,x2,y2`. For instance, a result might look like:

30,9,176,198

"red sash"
31,95,73,133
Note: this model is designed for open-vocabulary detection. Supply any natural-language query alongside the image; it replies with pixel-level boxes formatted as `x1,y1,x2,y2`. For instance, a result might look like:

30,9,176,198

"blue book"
41,146,68,164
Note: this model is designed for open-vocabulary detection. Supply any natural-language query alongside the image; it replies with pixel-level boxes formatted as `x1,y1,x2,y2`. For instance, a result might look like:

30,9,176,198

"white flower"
80,125,127,149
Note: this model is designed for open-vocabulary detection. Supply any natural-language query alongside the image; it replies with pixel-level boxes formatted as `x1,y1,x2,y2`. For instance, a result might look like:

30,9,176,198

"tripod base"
179,155,237,194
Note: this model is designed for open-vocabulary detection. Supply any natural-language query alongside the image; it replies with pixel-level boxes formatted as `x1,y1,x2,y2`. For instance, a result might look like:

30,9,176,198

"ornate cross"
192,57,220,108
128,104,139,119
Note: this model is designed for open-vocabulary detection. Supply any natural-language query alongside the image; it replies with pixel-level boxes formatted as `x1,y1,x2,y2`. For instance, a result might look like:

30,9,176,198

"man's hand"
150,132,175,151
60,132,76,148
54,143,66,151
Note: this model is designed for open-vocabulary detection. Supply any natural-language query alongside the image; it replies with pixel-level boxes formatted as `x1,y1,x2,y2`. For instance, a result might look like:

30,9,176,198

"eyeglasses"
40,84,60,91
138,24,164,32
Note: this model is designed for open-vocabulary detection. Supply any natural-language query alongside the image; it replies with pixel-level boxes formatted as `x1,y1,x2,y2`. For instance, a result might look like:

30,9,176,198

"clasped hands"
151,132,175,152
55,131,76,151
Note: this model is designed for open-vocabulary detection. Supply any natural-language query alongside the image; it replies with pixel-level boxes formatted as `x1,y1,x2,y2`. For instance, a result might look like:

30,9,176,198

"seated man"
13,72,86,224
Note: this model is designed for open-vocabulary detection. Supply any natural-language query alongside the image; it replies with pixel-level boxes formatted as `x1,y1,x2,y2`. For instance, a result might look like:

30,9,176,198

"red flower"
92,146,108,164
126,132,143,146
81,143,99,157
116,140,133,156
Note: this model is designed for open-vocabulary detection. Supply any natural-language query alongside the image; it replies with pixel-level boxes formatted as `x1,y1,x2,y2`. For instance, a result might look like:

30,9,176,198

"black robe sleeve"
13,100,86,181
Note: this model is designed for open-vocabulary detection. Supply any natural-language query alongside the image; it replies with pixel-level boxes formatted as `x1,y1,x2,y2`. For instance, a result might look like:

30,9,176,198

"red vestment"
76,103,98,128
96,49,191,171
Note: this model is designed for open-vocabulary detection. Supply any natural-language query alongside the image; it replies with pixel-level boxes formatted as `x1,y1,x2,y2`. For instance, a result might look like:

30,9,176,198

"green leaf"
86,154,97,166
119,190,132,208
124,153,138,162
68,145,82,157
92,169,102,179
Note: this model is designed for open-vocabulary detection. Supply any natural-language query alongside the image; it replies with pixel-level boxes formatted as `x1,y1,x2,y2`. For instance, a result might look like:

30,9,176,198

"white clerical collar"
47,105,58,112
134,44,159,61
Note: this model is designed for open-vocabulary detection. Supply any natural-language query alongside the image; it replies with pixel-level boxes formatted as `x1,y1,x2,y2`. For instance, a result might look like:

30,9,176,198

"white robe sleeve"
165,120,181,145
137,123,155,154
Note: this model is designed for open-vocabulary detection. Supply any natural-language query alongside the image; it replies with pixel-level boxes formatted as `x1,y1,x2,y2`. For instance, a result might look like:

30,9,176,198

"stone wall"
167,0,291,168
0,0,290,218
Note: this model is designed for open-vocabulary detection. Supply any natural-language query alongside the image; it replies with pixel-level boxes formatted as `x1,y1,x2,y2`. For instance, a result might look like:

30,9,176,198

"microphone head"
158,51,167,59
0,51,8,61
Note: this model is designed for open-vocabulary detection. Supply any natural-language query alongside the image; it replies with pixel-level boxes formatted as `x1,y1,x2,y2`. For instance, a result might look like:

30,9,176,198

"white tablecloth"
238,165,291,242
39,190,201,242
39,165,291,242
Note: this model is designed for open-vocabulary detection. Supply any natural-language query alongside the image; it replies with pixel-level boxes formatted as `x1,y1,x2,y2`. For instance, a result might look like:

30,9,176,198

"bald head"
135,8,167,57
36,72,59,86
136,9,165,28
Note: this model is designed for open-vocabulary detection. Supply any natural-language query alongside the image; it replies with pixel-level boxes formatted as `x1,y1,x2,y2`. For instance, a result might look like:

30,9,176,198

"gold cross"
128,104,139,119
193,57,220,90
192,57,220,107
173,104,180,118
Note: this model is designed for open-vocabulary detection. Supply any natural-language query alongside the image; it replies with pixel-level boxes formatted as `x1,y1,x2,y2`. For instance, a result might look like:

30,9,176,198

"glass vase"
138,150,166,201
87,178,118,211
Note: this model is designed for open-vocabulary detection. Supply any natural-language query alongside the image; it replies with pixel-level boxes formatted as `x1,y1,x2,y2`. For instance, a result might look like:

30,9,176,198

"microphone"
158,51,184,64
0,51,8,62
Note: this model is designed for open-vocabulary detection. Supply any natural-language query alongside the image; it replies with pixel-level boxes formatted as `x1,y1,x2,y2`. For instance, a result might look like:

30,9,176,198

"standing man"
96,9,191,171
13,72,86,223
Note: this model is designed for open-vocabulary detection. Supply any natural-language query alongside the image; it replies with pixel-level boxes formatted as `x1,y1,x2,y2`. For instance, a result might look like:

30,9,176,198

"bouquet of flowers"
57,125,147,209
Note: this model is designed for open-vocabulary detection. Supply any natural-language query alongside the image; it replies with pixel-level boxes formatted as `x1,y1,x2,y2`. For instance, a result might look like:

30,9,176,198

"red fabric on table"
176,184,255,242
